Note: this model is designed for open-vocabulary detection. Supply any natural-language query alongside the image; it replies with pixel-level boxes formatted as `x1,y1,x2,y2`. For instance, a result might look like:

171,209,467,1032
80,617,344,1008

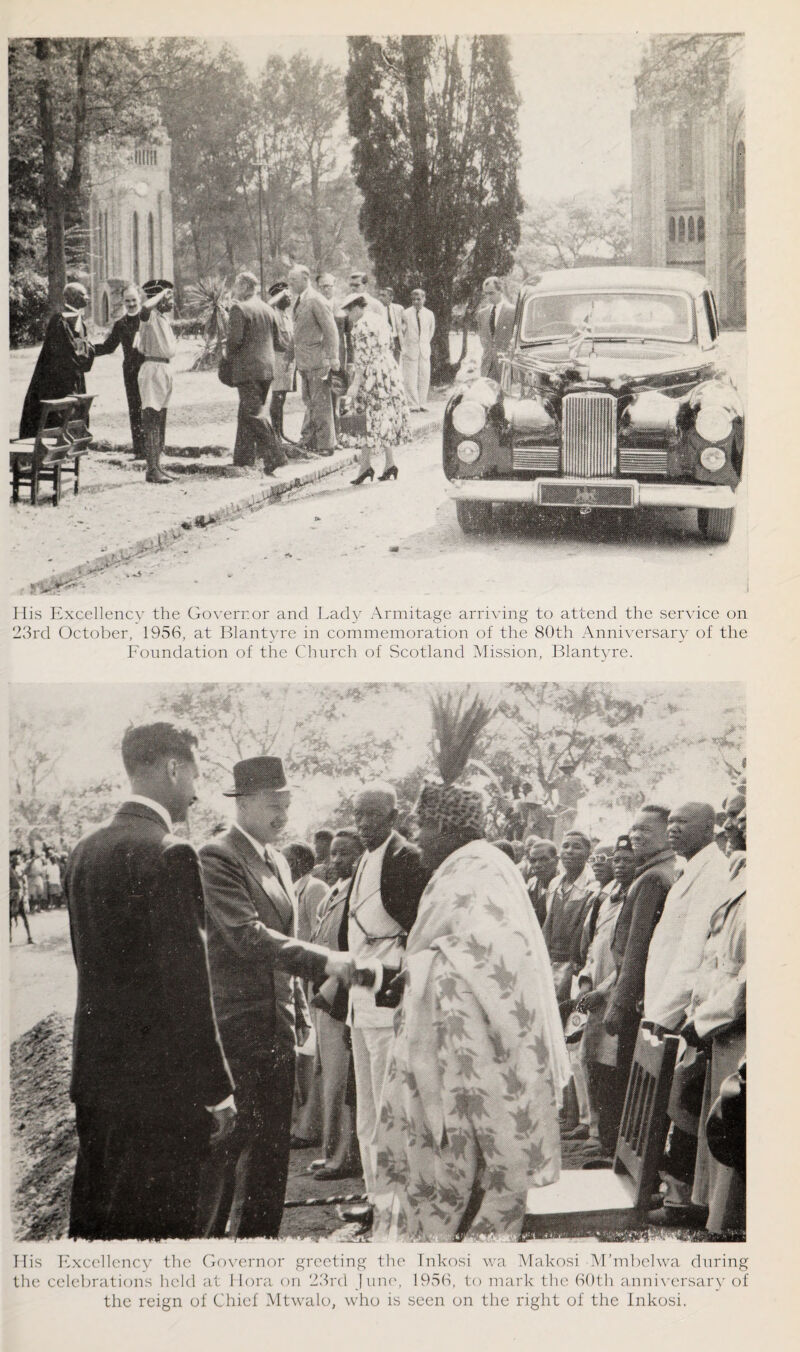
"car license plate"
539,482,635,508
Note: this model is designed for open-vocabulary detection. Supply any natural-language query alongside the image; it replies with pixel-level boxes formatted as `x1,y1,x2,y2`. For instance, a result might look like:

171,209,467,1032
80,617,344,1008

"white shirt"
347,836,402,1028
127,794,172,831
644,840,731,1030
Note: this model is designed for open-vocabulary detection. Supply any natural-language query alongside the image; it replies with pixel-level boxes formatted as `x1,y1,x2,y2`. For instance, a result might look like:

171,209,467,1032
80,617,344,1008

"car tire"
697,507,735,543
456,501,493,534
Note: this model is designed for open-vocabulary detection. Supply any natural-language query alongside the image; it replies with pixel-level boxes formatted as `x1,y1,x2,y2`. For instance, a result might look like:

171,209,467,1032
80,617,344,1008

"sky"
217,34,647,202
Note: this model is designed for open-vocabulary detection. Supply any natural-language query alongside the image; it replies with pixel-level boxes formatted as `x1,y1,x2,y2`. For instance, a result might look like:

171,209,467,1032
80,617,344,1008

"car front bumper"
445,478,737,510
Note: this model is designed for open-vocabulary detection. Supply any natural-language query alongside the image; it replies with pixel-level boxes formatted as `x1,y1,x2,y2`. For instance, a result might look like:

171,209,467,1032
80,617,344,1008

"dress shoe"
145,469,173,484
313,1166,353,1181
308,1159,327,1173
351,467,374,485
378,465,398,481
647,1204,708,1227
289,1135,319,1150
565,1124,590,1140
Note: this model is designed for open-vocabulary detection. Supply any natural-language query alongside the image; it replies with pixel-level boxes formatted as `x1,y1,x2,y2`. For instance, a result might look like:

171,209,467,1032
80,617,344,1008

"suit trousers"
69,1102,209,1240
299,368,335,452
234,379,271,467
402,354,430,410
316,1007,357,1172
123,365,145,456
351,1023,394,1200
199,1042,295,1238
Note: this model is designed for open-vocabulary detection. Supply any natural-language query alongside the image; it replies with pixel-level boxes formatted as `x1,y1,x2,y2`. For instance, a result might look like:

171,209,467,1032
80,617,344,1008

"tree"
347,35,523,377
8,39,161,307
635,34,742,113
516,188,632,278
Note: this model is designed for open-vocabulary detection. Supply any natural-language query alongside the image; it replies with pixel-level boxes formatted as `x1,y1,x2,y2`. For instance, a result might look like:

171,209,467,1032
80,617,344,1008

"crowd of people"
15,269,522,491
9,843,68,942
52,713,746,1244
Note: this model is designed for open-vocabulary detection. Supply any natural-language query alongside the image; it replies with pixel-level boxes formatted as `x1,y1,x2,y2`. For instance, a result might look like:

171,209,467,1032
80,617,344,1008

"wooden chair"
522,1023,679,1237
10,394,94,505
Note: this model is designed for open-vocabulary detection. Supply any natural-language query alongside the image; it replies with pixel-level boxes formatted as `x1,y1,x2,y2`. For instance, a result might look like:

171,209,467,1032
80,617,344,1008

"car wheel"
456,501,493,534
697,507,735,543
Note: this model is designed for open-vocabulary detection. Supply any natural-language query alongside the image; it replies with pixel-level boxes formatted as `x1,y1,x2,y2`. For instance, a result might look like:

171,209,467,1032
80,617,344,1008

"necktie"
490,305,496,337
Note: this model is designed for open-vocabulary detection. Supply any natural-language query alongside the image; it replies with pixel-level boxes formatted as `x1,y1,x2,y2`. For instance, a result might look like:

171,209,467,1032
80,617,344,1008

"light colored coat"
643,840,731,1030
292,286,340,373
400,305,435,358
476,297,515,378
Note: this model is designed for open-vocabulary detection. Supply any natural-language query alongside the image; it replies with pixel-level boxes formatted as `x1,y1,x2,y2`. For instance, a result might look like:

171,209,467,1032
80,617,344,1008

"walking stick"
283,1191,368,1209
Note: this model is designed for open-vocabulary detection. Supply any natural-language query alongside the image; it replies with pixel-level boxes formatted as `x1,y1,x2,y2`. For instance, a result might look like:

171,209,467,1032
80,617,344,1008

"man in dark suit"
603,804,678,1079
288,264,341,455
65,723,235,1241
337,782,429,1232
93,283,145,457
227,270,281,469
199,757,357,1238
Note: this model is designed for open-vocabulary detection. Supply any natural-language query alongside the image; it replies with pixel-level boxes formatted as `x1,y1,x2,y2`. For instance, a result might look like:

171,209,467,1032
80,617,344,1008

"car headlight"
452,399,487,436
456,440,481,464
695,405,733,443
699,445,727,472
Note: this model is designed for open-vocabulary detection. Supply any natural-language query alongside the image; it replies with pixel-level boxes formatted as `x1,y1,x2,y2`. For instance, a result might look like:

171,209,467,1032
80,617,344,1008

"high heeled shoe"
351,467,374,484
378,465,398,481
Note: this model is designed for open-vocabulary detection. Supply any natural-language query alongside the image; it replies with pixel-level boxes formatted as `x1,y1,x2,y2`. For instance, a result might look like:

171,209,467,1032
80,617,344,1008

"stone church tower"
87,136,175,326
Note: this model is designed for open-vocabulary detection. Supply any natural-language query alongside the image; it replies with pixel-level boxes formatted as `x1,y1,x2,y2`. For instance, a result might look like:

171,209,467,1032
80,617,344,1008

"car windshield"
519,290,695,344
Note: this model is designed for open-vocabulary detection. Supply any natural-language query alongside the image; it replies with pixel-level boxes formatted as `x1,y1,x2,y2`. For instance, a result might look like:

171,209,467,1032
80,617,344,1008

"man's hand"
324,952,357,987
209,1101,237,1144
577,989,606,1013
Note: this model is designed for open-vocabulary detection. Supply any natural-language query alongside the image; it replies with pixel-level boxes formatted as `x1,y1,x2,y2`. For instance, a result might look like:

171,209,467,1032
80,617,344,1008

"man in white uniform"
400,289,435,410
136,279,178,485
339,783,427,1232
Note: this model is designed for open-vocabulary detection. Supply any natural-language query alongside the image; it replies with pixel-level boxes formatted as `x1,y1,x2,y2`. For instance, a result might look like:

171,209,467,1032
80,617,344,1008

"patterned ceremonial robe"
372,840,570,1241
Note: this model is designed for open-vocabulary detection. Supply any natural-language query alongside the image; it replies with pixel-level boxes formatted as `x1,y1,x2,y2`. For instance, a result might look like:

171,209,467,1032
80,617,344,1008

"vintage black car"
444,267,744,542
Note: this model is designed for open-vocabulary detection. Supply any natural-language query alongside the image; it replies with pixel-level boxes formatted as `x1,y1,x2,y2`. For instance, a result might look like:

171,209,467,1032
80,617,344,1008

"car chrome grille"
561,393,617,477
618,448,669,476
511,447,559,471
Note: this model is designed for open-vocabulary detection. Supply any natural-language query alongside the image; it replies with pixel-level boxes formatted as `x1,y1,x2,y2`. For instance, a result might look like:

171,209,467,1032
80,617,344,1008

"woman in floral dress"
371,776,570,1241
341,295,411,481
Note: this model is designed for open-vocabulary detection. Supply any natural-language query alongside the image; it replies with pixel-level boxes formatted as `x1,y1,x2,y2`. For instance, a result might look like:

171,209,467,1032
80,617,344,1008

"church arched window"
698,215,705,243
148,212,155,277
688,216,695,242
101,292,110,324
678,216,686,243
678,119,694,191
668,216,676,242
132,212,140,283
735,140,746,209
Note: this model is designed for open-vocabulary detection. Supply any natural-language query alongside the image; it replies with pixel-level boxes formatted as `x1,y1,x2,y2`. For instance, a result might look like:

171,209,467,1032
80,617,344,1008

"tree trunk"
35,39,67,307
401,36,430,274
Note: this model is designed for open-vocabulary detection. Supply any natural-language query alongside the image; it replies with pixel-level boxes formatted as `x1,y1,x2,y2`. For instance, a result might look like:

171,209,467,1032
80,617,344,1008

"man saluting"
65,723,235,1241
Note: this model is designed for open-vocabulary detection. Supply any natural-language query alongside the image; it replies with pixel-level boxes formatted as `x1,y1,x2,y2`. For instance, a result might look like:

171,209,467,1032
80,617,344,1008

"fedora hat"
223,756,289,797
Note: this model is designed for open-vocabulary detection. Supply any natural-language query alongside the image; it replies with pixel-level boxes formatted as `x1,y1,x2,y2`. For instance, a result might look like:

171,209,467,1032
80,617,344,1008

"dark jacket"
20,312,95,439
337,830,429,950
94,313,143,375
227,296,276,385
65,802,232,1119
200,827,329,1055
604,847,678,1036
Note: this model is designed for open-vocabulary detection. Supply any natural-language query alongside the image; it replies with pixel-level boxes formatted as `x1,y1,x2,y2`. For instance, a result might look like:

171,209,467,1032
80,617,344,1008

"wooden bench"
10,394,94,505
522,1023,679,1237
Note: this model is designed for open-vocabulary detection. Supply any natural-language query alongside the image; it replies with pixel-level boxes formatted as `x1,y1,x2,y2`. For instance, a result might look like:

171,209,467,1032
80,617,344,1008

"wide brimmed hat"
142,278,174,298
223,756,289,797
340,291,368,310
268,281,288,297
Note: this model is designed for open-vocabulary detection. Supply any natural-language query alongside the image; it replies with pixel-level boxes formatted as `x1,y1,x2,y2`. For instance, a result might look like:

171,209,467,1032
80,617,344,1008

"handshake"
323,953,378,989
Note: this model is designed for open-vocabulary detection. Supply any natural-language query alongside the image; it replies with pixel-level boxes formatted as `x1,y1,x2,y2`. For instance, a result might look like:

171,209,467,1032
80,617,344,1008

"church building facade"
87,137,175,327
630,45,745,325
